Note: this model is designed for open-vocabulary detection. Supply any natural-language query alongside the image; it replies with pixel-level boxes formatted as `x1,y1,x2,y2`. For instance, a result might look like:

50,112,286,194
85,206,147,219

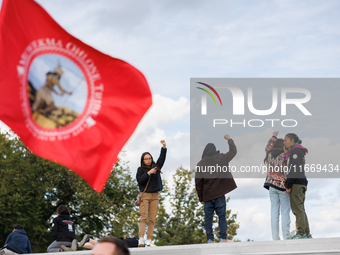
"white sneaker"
138,238,145,247
145,239,156,247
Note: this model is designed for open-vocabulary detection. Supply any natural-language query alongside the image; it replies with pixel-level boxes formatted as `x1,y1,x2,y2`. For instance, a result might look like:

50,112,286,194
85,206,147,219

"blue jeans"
204,195,227,241
269,186,291,240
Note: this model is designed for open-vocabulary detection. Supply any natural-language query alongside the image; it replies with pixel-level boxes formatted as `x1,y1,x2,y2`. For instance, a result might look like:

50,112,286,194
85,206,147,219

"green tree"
154,166,239,245
0,131,140,252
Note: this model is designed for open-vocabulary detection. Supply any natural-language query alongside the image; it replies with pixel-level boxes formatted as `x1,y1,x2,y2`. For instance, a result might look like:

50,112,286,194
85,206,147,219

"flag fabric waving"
0,0,152,192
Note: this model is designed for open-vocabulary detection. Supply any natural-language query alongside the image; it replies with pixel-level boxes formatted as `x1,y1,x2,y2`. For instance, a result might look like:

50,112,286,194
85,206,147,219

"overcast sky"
1,0,340,242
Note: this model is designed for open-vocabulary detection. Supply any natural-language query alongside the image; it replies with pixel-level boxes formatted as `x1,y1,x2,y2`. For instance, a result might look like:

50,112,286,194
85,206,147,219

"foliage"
0,131,239,250
154,166,239,245
0,131,139,252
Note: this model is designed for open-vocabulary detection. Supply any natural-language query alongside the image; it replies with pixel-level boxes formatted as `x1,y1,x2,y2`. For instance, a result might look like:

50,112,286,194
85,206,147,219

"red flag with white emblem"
0,0,152,192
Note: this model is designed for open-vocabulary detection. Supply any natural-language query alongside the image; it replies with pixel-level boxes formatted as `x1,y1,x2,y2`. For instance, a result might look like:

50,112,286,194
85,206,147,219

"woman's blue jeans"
204,195,228,241
269,186,291,240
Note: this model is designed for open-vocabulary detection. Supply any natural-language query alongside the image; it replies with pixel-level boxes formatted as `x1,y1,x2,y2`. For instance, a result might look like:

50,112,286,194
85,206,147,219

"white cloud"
230,179,268,199
121,94,190,178
136,94,189,133
229,199,271,241
301,137,340,166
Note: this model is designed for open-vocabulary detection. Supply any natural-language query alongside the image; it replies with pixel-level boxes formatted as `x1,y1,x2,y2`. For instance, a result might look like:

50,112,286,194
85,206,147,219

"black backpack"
122,237,139,248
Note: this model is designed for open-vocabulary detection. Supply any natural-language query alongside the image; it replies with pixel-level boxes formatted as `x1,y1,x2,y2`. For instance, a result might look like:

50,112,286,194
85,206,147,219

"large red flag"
0,0,152,192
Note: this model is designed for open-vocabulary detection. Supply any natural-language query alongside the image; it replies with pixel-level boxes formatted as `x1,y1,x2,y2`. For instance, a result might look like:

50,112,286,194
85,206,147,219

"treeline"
0,132,239,252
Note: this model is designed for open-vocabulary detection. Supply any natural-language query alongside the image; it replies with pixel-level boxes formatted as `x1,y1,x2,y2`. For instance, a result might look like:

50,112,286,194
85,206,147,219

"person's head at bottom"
13,224,23,232
91,237,130,255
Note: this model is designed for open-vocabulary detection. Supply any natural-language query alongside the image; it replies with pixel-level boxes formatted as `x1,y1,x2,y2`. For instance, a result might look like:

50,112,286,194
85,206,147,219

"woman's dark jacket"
195,139,237,202
285,147,308,189
51,213,76,242
136,147,167,193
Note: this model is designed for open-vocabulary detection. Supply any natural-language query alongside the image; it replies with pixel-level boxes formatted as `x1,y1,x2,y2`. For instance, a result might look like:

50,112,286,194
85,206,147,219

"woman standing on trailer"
136,140,167,247
264,131,290,240
284,133,311,239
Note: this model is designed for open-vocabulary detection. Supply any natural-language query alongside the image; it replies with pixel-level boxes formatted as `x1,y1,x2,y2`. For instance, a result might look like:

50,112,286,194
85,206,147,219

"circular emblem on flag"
17,39,103,141
28,54,87,129
293,154,298,159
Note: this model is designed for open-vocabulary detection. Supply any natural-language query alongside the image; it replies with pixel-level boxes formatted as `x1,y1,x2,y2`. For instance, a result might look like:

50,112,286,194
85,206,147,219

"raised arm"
265,131,278,152
156,140,167,169
224,135,237,161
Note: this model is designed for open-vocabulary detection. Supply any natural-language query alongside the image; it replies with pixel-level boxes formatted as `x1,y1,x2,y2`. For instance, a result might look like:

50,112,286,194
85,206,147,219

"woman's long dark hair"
264,139,284,163
140,152,155,169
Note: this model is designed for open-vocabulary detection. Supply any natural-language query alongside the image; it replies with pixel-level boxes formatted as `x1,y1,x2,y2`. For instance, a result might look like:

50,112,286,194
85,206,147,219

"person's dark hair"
140,152,155,169
97,237,130,255
264,139,284,163
57,205,70,215
285,133,302,144
13,224,23,230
